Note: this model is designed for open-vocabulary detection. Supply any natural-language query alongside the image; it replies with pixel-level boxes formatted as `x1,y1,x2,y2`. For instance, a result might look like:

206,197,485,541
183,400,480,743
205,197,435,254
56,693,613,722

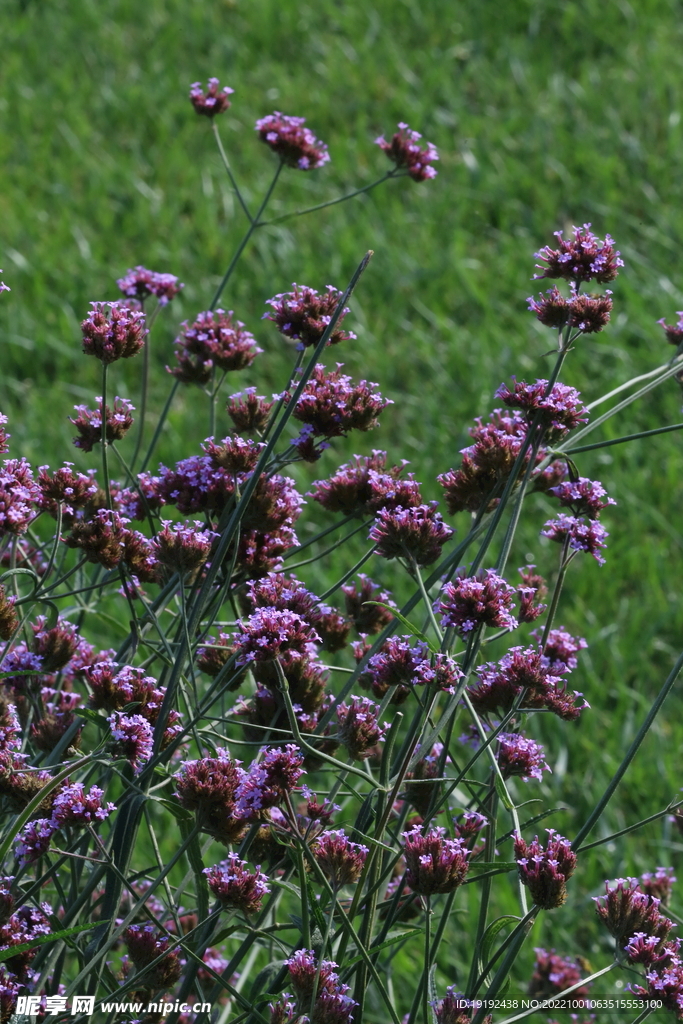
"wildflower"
514,829,576,909
548,477,615,519
336,696,387,760
292,364,392,437
196,633,241,678
433,988,492,1024
468,645,585,721
234,744,304,817
641,867,676,903
632,959,683,1015
496,733,551,781
0,587,17,641
625,932,679,968
116,471,165,520
80,301,147,363
594,877,674,944
51,782,115,828
190,77,233,116
14,818,56,865
658,311,683,346
0,705,20,752
30,615,81,672
269,994,298,1024
542,513,609,564
124,923,182,989
438,569,518,635
169,309,261,384
36,463,98,523
529,948,591,1000
0,276,8,295
370,502,453,566
256,112,330,170
533,627,588,674
0,750,52,811
108,712,154,770
205,854,270,913
174,749,246,843
0,648,43,696
70,397,135,452
528,285,613,333
403,825,470,895
375,122,439,181
285,950,357,1023
264,283,356,349
314,829,368,887
226,388,276,433
122,529,158,582
495,379,588,442
310,450,420,516
151,519,217,579
233,607,320,665
116,266,183,305
342,574,395,634
203,435,265,474
64,509,128,568
0,903,52,981
364,636,433,702
453,811,488,848
517,565,547,623
31,687,82,753
0,458,40,535
405,743,445,817
534,224,624,283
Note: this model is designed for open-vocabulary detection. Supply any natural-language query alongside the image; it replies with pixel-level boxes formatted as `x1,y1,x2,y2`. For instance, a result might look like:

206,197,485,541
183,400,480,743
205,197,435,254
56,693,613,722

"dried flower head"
189,77,233,116
256,112,330,170
514,830,577,909
375,122,439,181
80,302,147,363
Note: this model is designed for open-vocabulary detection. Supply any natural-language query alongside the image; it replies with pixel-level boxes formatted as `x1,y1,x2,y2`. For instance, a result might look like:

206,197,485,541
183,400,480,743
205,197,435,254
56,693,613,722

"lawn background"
3,0,683,1003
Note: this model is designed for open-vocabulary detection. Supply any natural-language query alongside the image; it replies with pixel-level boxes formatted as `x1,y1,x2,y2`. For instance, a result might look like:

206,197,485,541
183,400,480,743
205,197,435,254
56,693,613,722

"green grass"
4,0,683,1011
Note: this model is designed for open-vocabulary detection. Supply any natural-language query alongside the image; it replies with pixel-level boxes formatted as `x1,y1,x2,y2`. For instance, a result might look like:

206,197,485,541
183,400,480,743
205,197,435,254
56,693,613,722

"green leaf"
343,928,423,967
249,959,287,999
151,796,193,822
74,707,108,731
0,921,101,963
493,772,514,811
479,915,519,974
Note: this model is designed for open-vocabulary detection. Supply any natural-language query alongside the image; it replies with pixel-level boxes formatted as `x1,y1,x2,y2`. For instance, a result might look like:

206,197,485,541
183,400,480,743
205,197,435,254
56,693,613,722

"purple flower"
370,502,453,566
496,733,551,781
375,122,439,181
534,224,624,283
108,712,154,770
514,829,576,909
495,379,588,442
36,463,98,523
116,266,183,305
641,867,676,903
336,696,387,760
69,397,135,452
226,388,276,434
310,451,420,517
405,743,445,817
594,877,674,943
548,477,616,519
189,77,233,116
151,519,217,578
205,854,270,913
233,607,320,666
632,959,683,1015
438,569,518,635
174,750,246,844
124,923,182,988
285,949,357,1023
292,364,391,438
468,645,586,721
453,811,488,848
14,818,57,865
0,275,9,295
529,948,590,1000
625,932,679,967
64,508,129,568
31,615,81,672
169,309,261,385
256,112,330,170
532,627,588,674
80,301,147,363
342,574,396,634
541,513,608,564
0,458,40,535
0,414,9,455
402,825,470,895
203,435,266,474
528,284,613,333
51,783,115,828
313,829,368,887
517,565,548,623
264,283,356,349
433,988,491,1024
363,636,432,702
234,744,305,817
658,312,683,347
0,648,43,695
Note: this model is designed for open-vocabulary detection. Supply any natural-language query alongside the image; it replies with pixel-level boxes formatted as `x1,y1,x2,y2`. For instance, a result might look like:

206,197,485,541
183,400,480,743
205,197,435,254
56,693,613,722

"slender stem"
423,896,432,1024
566,420,683,454
130,315,150,470
211,122,253,223
139,378,180,474
100,364,112,509
586,359,678,410
410,556,443,643
258,170,398,226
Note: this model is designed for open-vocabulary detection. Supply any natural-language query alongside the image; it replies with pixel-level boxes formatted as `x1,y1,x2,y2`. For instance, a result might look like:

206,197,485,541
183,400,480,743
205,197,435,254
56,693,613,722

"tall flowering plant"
0,79,681,1024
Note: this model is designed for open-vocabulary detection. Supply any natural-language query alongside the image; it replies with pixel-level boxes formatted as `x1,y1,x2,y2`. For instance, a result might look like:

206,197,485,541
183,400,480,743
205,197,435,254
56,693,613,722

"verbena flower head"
226,388,276,433
189,77,233,116
336,696,387,760
0,414,9,455
70,396,135,452
124,923,182,988
205,854,270,913
233,607,320,665
292,364,391,437
453,810,488,848
594,877,674,943
534,627,588,674
625,932,679,968
264,283,356,349
285,949,357,1023
174,749,246,843
403,825,470,895
641,867,676,903
534,224,624,283
542,513,608,564
314,829,369,887
528,284,613,333
80,301,147,363
116,266,183,305
658,311,683,347
108,712,154,770
310,450,419,516
432,989,492,1024
0,458,40,535
31,615,81,672
514,829,577,909
151,519,217,578
370,502,453,566
36,463,98,523
528,948,590,1000
50,783,115,828
203,435,266,474
169,309,262,384
548,477,616,519
342,574,395,634
632,959,683,1017
234,744,305,817
405,742,445,817
14,818,56,865
64,509,129,568
438,569,518,635
256,112,330,169
363,636,432,702
517,565,548,623
375,122,439,181
495,379,588,442
497,733,551,781
469,645,588,721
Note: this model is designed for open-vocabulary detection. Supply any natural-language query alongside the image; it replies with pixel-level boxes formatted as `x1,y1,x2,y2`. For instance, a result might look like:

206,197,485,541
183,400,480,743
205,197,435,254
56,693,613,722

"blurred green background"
4,0,683,1007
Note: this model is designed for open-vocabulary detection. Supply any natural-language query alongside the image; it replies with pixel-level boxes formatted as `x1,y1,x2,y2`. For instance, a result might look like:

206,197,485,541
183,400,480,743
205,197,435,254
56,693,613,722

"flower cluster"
15,782,115,865
234,744,304,817
36,463,98,524
370,502,453,566
116,266,183,305
226,388,276,434
205,854,270,913
124,923,182,990
310,450,420,516
496,732,551,781
291,364,391,439
468,644,588,721
189,78,233,116
169,309,261,385
151,520,217,579
342,573,395,633
528,284,613,333
256,112,329,170
375,122,439,181
264,283,356,349
336,696,387,759
438,569,518,635
495,379,588,442
174,748,246,843
80,302,147,363
534,224,624,284
541,513,609,564
402,826,470,895
313,829,368,887
70,397,135,452
528,948,591,1000
514,830,577,909
0,458,40,535
284,949,356,1024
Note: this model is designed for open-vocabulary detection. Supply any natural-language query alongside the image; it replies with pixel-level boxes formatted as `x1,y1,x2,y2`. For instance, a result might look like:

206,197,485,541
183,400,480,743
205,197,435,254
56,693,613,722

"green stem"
130,314,150,471
423,896,432,1024
100,364,112,509
258,170,397,226
211,122,253,223
139,378,180,474
566,420,683,454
